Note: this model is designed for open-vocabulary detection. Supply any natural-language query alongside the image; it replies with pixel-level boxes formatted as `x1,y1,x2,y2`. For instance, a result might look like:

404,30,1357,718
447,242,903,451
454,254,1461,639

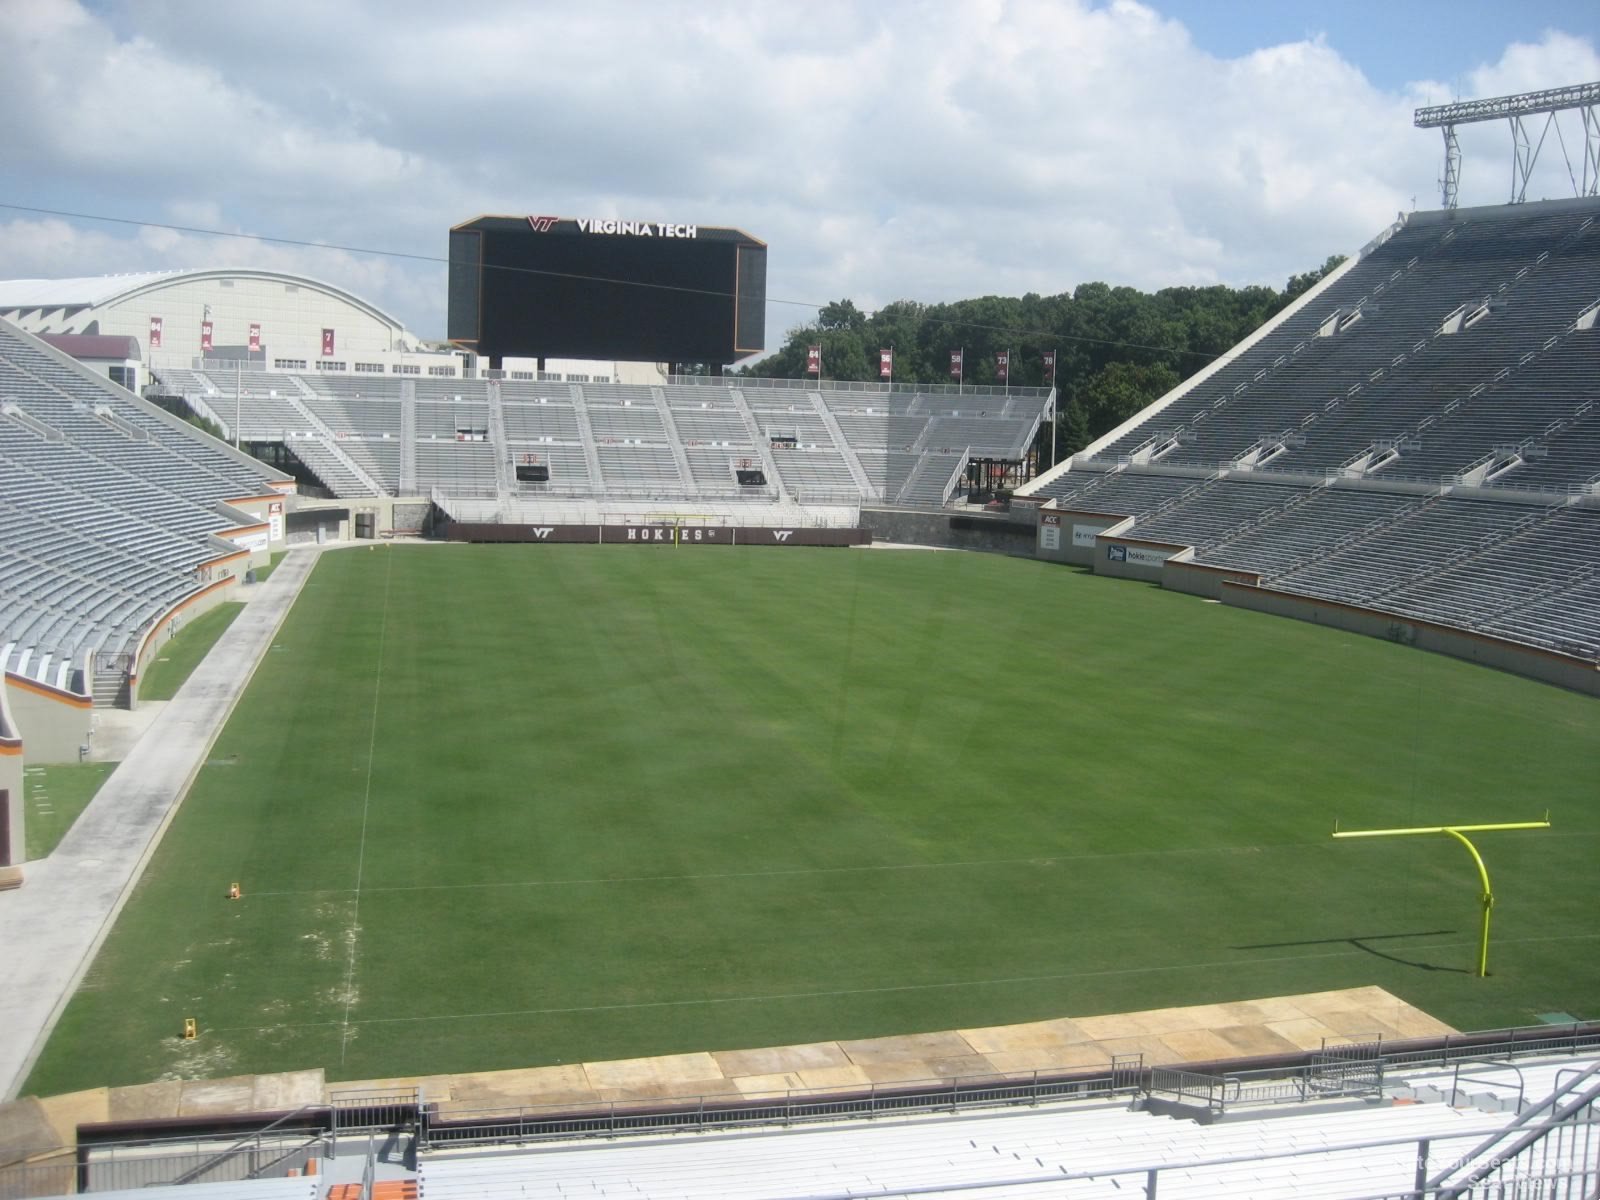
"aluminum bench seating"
501,402,581,441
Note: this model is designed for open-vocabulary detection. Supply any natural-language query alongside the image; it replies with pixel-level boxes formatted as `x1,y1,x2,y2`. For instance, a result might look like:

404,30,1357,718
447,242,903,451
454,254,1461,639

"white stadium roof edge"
0,267,413,335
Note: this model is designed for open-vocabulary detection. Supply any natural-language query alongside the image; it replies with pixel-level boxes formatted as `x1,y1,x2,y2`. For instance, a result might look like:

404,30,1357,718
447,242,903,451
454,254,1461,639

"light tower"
1414,81,1600,209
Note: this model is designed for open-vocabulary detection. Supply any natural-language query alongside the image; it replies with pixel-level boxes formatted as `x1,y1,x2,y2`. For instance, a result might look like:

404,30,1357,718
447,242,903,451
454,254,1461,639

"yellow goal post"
1331,817,1551,978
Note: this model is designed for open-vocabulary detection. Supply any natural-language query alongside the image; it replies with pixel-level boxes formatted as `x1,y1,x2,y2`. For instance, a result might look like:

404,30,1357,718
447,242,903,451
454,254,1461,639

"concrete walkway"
0,985,1456,1163
0,549,321,1100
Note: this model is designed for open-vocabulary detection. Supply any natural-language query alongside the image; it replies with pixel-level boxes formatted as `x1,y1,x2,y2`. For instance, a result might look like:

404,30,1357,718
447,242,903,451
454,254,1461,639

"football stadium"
0,75,1598,1199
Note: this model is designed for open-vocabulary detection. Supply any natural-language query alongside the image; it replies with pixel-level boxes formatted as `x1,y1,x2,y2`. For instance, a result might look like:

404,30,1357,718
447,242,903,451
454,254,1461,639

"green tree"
1059,395,1091,454
1079,361,1181,438
1281,255,1348,306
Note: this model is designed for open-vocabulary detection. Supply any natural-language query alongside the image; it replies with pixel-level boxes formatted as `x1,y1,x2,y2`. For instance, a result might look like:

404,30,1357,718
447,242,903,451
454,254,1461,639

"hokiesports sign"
447,523,870,547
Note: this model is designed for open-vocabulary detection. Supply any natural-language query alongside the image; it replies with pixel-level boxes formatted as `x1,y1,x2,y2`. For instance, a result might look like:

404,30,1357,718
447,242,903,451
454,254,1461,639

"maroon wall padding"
448,523,602,543
446,523,870,547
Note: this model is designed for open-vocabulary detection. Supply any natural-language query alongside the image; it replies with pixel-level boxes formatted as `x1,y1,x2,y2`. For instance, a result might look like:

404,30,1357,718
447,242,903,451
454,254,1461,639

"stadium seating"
0,318,286,695
1088,204,1598,478
1020,196,1600,661
152,369,1048,507
416,1054,1600,1200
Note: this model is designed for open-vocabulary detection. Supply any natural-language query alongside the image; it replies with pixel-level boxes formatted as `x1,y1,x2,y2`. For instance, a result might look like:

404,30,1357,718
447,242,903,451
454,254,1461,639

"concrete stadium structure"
0,316,292,872
2,193,1598,1200
1006,195,1600,694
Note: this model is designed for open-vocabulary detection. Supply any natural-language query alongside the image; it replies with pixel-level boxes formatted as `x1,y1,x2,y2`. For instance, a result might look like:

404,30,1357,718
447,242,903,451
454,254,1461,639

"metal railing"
428,1059,1144,1149
170,1102,327,1185
1147,1045,1385,1116
0,1127,329,1198
674,374,1053,399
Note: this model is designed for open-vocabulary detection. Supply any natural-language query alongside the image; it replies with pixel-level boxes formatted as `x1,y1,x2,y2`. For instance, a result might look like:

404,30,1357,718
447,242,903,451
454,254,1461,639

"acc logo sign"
1106,545,1127,562
526,216,559,232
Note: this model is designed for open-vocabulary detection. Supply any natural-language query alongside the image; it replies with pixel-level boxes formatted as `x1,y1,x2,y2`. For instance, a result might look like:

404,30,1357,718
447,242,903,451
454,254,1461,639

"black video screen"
453,219,765,364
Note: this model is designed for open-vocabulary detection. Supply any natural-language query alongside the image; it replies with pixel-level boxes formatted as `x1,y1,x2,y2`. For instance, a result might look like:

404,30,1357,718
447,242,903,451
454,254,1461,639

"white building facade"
0,269,664,386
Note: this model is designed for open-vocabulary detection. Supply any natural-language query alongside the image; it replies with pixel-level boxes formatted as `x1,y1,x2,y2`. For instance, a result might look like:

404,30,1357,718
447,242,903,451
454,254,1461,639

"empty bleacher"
1126,478,1311,546
417,1055,1600,1200
1017,196,1600,663
175,365,1036,504
1,318,288,695
1087,203,1598,476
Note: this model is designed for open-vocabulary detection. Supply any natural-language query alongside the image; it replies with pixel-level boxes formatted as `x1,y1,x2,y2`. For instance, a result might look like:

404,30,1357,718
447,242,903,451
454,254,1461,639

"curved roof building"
0,268,423,369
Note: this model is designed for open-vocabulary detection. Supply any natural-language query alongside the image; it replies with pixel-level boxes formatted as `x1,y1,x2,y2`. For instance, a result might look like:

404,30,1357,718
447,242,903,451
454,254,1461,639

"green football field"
26,544,1600,1096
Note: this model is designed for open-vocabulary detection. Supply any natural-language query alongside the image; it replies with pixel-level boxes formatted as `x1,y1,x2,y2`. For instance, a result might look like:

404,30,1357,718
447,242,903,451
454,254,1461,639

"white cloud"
1,1,1595,349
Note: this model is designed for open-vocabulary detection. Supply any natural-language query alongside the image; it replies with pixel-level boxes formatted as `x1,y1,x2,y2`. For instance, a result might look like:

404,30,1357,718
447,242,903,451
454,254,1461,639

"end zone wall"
1021,498,1599,695
446,522,870,547
1221,581,1600,697
861,508,1035,555
2,675,91,764
128,576,241,708
0,684,22,867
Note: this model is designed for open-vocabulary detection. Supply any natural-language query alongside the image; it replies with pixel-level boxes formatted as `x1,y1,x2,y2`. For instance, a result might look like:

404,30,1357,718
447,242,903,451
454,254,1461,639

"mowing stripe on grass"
339,547,393,1064
212,929,1600,1034
243,842,1330,896
236,829,1600,899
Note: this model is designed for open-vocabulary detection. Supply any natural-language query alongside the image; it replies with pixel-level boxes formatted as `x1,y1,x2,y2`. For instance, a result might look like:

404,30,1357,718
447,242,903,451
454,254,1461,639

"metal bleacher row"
415,1052,1600,1200
0,319,286,696
1020,196,1600,661
150,370,1052,507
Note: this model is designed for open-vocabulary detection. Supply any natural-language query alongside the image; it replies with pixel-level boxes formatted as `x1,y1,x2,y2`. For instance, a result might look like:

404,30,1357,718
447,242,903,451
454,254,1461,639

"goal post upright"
1331,818,1551,977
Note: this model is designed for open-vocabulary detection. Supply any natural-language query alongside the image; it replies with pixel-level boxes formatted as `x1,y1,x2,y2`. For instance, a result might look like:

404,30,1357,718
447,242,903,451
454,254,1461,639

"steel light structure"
1415,81,1600,209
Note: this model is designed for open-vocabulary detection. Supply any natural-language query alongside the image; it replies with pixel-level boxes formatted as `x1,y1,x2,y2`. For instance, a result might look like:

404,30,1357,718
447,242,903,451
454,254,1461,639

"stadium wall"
1029,508,1134,567
861,508,1036,554
2,675,92,765
1092,535,1189,583
0,685,22,868
1163,558,1263,600
444,521,870,547
1016,501,1593,691
1221,582,1600,697
127,577,240,709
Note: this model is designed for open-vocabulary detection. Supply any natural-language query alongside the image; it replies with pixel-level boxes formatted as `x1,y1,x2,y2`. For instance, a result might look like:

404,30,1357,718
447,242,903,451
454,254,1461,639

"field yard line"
241,841,1339,897
241,825,1600,899
213,929,1600,1034
338,548,393,1065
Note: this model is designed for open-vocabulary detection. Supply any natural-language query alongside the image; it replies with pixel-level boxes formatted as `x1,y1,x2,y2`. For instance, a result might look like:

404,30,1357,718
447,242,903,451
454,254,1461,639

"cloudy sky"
1,0,1596,358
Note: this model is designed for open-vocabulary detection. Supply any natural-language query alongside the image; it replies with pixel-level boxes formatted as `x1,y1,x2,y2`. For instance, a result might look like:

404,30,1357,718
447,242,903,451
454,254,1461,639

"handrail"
764,1120,1599,1200
1425,1059,1600,1195
245,1132,328,1180
168,1102,327,1185
1450,1059,1525,1110
940,448,971,506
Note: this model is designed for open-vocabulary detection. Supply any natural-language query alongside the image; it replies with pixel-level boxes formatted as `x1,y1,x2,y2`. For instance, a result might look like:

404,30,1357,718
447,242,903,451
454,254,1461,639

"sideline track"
0,548,321,1100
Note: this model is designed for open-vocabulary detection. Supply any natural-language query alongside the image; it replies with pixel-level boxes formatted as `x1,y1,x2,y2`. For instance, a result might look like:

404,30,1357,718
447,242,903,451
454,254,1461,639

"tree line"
737,256,1345,457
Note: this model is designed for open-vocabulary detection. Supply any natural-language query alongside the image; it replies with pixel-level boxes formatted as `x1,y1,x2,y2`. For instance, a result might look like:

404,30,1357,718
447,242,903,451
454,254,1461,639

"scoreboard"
448,215,766,365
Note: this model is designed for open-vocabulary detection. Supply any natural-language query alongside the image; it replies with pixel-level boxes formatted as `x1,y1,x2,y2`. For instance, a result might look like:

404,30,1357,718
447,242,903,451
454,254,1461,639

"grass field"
138,603,245,701
26,544,1599,1096
24,763,118,860
252,550,287,583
